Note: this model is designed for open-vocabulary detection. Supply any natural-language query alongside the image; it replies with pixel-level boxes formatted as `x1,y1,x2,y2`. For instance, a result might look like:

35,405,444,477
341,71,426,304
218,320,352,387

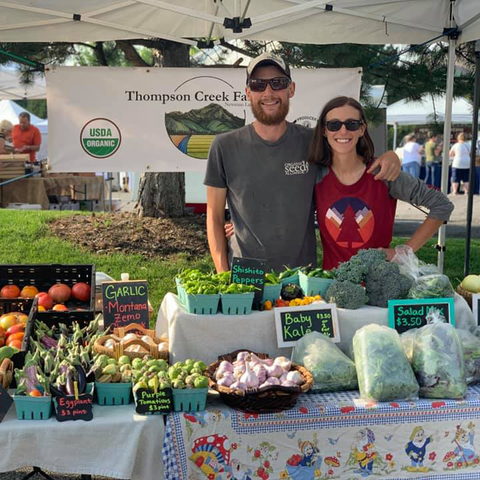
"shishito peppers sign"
45,66,361,172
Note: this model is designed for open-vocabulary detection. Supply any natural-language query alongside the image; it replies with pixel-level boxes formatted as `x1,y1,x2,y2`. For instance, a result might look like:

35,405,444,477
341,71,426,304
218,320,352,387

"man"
424,133,439,186
12,112,42,163
204,52,400,273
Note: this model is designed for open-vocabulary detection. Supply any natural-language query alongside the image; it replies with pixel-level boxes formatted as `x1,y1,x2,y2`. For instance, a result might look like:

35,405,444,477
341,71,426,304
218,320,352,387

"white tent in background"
0,68,46,100
0,99,48,161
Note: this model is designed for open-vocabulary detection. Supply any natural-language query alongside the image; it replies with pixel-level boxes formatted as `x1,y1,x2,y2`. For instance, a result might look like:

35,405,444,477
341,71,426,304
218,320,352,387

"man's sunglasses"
325,119,364,132
248,77,291,92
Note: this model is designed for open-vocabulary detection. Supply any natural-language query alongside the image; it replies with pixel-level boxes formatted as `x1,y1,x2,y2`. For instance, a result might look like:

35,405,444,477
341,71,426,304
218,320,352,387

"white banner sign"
46,66,361,172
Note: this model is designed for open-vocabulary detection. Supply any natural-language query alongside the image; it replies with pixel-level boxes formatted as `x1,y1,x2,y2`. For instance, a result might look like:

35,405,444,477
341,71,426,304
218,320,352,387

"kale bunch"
325,280,368,310
365,261,413,308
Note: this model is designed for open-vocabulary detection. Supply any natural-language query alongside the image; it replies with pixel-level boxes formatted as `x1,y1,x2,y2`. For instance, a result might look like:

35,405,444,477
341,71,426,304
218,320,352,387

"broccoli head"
365,261,413,308
325,280,368,309
334,249,387,284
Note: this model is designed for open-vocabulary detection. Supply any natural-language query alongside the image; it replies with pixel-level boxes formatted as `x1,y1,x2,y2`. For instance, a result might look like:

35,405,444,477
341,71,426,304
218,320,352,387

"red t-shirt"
315,167,397,270
12,124,41,163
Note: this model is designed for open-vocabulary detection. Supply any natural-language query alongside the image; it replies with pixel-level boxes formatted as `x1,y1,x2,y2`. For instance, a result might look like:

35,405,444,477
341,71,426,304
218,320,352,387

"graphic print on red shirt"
316,168,397,270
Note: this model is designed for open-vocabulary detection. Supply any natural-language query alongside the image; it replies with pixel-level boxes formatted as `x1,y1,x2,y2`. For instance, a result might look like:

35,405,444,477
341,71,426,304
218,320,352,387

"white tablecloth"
156,293,475,363
0,401,165,480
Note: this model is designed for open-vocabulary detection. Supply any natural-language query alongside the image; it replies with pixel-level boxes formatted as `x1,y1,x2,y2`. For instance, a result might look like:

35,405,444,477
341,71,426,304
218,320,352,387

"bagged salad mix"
412,322,467,399
292,332,358,393
353,324,419,402
400,329,418,362
456,329,480,385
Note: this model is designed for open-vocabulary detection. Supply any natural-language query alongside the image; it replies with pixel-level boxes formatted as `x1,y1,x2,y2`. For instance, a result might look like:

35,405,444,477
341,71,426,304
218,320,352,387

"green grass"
0,211,478,325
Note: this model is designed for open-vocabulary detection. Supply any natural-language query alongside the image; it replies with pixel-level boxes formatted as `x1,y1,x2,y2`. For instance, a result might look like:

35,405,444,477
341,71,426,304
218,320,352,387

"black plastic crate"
0,297,37,373
0,264,95,327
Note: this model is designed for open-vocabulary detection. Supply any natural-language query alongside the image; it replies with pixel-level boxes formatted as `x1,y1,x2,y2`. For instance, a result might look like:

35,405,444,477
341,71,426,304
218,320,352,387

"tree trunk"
135,41,190,218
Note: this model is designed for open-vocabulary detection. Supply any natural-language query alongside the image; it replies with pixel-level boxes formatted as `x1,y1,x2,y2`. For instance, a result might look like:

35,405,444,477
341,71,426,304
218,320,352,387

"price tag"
102,280,149,329
473,294,480,327
55,393,93,422
135,388,173,415
274,303,340,347
0,384,13,423
388,298,455,334
230,257,266,308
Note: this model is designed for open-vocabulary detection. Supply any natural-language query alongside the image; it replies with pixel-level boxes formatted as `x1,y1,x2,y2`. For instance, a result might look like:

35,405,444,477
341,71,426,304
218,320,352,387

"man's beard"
251,97,289,126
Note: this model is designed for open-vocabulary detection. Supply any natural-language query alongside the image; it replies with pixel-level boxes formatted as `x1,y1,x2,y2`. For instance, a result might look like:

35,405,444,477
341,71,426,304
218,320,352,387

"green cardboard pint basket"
175,278,186,304
172,388,208,412
262,284,282,303
185,293,220,315
95,381,132,406
299,271,334,297
220,292,255,315
280,274,300,287
14,395,52,420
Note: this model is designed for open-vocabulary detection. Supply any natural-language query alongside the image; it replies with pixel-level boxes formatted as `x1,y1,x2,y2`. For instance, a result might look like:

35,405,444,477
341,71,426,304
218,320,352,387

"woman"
401,133,424,179
308,96,453,270
0,119,13,154
449,132,470,195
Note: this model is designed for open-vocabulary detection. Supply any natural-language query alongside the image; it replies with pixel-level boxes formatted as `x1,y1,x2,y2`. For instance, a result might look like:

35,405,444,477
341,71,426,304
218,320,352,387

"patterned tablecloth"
163,386,480,480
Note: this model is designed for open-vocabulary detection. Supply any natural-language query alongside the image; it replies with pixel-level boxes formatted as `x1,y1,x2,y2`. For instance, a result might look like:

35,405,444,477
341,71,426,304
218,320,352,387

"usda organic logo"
80,118,121,158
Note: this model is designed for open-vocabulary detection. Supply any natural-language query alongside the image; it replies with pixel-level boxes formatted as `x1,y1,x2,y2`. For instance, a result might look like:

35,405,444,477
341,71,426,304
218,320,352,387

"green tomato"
173,361,184,369
194,375,209,389
146,359,157,368
184,358,195,367
120,364,131,373
148,365,161,373
172,379,185,389
193,361,207,372
132,358,144,370
118,355,131,365
159,381,171,390
155,359,168,371
133,381,148,393
107,358,118,366
190,367,203,376
168,366,182,380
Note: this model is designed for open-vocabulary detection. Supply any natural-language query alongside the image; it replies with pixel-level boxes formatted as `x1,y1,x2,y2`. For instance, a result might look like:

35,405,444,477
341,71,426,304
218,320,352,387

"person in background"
449,132,470,195
0,119,13,154
308,96,453,269
401,133,424,179
424,133,440,186
12,112,41,163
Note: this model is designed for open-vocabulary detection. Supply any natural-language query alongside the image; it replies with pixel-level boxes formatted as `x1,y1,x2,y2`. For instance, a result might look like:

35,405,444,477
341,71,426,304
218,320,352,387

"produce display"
409,274,455,299
412,322,467,399
91,354,134,384
353,324,419,402
292,332,358,393
0,311,27,350
456,329,480,385
95,331,167,356
177,269,256,295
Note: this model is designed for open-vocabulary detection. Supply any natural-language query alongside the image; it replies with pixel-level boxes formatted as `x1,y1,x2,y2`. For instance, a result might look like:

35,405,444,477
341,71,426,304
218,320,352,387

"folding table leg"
20,467,56,480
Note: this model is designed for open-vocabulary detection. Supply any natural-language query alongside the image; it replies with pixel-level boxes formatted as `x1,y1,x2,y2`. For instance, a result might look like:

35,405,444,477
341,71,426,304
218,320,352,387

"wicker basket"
457,284,474,308
206,349,313,413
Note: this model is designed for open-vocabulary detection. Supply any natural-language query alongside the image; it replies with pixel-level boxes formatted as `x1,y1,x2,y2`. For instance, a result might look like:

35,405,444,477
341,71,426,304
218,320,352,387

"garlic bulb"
263,358,274,367
218,375,234,387
281,380,296,388
141,335,156,346
230,381,246,391
157,342,168,351
266,364,284,378
233,364,246,379
122,333,138,343
279,372,288,383
273,356,292,371
236,351,250,362
240,362,259,388
265,376,280,385
217,361,234,375
104,339,116,349
253,364,267,384
286,370,304,385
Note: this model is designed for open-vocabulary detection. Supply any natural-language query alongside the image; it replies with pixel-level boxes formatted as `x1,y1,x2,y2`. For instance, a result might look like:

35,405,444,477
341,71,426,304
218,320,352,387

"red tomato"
0,285,20,298
48,284,71,303
5,323,24,339
52,304,68,312
7,339,22,350
6,331,24,345
36,293,53,310
71,282,91,302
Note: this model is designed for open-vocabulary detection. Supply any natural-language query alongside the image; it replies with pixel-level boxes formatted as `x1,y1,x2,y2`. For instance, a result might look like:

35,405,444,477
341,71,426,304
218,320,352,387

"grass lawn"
0,210,478,325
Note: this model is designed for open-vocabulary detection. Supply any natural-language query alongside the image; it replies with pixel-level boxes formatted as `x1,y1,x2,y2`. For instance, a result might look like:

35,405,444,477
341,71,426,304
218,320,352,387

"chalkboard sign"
274,303,340,347
473,294,480,327
102,280,149,330
0,384,13,423
231,257,266,307
135,388,173,415
388,297,456,334
55,393,93,422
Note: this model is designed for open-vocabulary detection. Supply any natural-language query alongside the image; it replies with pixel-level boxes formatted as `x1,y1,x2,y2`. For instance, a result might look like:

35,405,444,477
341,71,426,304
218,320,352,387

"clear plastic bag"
292,332,358,392
457,329,480,385
412,322,467,399
400,329,418,362
353,324,419,402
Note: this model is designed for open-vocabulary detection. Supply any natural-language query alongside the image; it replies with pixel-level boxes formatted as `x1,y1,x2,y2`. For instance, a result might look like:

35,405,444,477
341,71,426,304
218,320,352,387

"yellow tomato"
0,314,18,330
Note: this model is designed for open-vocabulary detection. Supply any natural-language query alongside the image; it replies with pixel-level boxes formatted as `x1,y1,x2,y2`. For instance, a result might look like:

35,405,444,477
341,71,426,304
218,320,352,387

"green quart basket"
299,271,334,297
175,278,186,304
262,284,282,303
95,382,132,406
280,274,300,287
172,388,208,412
221,293,255,315
185,293,220,315
14,395,52,420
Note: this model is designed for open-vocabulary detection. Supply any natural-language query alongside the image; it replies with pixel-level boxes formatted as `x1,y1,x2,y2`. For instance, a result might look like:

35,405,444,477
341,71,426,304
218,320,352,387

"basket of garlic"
206,349,313,413
94,323,168,361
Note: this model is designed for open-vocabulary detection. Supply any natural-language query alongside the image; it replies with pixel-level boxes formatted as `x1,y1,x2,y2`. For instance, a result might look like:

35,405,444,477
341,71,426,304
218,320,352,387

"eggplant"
280,283,304,301
76,364,86,394
65,368,76,396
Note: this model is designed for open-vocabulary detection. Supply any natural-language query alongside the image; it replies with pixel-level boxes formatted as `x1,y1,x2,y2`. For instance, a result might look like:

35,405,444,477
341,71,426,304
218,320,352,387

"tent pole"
464,40,480,277
393,123,398,150
437,35,456,273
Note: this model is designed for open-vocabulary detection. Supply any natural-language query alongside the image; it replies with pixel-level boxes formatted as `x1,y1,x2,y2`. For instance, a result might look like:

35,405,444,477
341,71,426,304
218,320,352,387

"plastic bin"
262,284,282,303
172,388,208,412
220,293,255,315
299,271,334,297
14,395,52,420
95,382,132,406
185,293,220,315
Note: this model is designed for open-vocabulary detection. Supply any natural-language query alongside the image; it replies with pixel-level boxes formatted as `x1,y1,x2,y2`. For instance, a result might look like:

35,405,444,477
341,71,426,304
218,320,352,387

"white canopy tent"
0,67,46,100
0,99,48,160
1,0,480,270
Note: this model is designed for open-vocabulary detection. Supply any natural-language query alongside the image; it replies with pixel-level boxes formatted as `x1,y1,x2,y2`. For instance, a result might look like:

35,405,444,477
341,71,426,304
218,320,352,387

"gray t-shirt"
204,123,317,272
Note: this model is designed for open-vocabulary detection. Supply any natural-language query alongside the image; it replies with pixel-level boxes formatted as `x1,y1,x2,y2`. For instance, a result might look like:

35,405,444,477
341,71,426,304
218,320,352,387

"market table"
157,293,475,364
0,401,165,480
163,386,480,480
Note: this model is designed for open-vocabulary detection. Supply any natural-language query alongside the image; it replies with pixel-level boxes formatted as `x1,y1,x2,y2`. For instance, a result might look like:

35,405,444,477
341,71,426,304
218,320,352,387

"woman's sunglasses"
325,119,364,132
248,77,291,92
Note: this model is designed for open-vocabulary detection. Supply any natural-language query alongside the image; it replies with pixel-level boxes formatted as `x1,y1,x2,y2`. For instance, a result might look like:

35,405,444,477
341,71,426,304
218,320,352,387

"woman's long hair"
307,96,375,166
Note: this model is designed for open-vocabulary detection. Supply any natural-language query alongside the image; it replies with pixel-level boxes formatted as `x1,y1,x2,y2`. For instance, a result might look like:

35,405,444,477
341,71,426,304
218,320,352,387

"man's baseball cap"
246,52,291,84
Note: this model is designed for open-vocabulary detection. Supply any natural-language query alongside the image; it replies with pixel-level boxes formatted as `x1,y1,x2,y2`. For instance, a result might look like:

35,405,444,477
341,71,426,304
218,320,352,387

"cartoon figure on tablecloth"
229,459,252,480
443,422,478,469
404,426,438,472
350,428,377,477
247,440,279,479
184,409,230,440
190,434,235,480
